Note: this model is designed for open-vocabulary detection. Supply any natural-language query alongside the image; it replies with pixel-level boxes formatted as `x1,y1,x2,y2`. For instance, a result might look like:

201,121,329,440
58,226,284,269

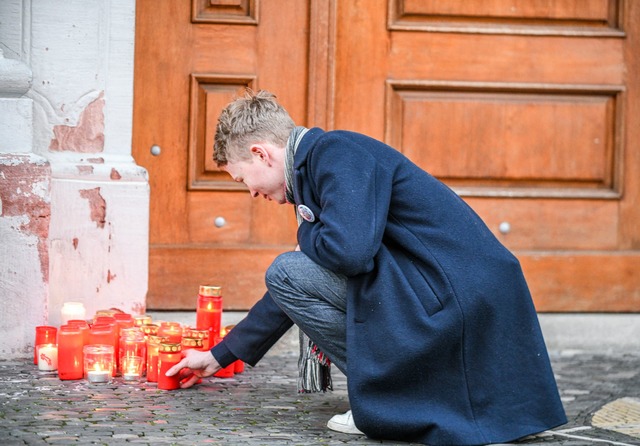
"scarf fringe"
297,337,333,393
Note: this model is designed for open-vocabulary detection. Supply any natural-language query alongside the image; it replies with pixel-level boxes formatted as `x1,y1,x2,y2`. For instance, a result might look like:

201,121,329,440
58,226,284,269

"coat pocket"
402,258,444,317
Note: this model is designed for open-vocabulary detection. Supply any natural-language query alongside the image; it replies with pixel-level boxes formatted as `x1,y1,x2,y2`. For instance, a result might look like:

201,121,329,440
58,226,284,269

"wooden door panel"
386,84,620,190
391,0,620,32
467,198,618,251
187,193,252,244
388,34,624,85
520,253,640,312
187,193,298,245
189,75,257,191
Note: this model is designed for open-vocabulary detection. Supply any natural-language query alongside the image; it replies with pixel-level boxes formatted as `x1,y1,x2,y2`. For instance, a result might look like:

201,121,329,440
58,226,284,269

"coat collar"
293,127,325,169
292,127,324,205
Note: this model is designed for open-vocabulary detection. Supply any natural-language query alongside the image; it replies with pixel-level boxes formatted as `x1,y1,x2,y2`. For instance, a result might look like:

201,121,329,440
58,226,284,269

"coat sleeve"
297,136,392,277
211,290,294,367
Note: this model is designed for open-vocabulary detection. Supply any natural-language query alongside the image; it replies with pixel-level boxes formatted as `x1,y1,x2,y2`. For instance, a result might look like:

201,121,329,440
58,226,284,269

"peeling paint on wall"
107,269,116,283
49,92,105,153
131,302,146,315
77,165,94,175
78,187,106,229
110,168,121,180
0,155,51,282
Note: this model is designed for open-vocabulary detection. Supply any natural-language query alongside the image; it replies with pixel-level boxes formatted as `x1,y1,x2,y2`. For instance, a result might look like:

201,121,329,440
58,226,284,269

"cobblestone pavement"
1,342,638,445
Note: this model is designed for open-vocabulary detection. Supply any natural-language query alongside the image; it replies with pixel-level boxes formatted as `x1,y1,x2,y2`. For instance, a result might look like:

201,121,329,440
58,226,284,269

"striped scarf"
284,126,333,393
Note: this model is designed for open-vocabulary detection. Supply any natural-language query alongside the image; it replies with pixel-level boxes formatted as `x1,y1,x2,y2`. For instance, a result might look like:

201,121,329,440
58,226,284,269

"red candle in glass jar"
57,325,84,380
196,285,222,348
94,315,116,327
93,317,117,347
223,325,244,373
181,337,204,352
95,315,125,371
114,313,134,328
89,323,117,347
67,320,90,346
181,337,204,384
89,323,118,376
158,343,182,390
119,327,146,376
146,335,162,382
140,323,159,339
184,328,209,350
212,331,234,378
34,326,57,365
158,322,183,343
134,315,152,327
95,308,116,316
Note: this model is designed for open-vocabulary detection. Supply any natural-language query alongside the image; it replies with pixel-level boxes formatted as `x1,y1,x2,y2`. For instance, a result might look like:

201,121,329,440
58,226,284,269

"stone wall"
0,0,149,358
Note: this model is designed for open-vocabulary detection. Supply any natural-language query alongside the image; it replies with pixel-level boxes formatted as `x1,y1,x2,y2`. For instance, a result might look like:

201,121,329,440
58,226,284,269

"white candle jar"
37,344,58,372
61,302,86,325
83,345,114,384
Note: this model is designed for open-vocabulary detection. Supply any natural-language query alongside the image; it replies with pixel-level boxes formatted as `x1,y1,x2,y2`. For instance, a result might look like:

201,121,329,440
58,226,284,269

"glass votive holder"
196,285,222,343
58,325,84,380
37,343,58,372
61,301,86,325
67,320,90,346
134,315,152,327
158,322,183,343
119,328,146,375
94,309,117,319
34,326,57,365
121,356,143,382
213,334,235,379
158,342,182,390
146,335,163,383
114,312,134,328
84,344,114,384
140,323,159,337
185,328,209,349
181,337,204,351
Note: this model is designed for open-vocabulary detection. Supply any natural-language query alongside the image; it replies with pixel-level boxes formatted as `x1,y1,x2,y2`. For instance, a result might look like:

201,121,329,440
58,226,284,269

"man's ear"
250,144,271,165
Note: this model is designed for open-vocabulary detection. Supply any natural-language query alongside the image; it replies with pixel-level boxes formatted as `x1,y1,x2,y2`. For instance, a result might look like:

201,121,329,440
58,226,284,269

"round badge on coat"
297,204,315,222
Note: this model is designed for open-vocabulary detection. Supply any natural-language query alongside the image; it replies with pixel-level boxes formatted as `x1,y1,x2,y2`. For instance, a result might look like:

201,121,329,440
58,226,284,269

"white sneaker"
327,410,364,435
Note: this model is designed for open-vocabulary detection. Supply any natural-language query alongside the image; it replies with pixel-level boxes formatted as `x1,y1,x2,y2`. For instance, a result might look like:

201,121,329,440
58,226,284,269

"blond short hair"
213,89,295,166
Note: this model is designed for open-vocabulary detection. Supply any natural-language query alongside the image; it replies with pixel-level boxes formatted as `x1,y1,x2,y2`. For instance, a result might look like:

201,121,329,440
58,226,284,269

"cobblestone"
1,340,639,445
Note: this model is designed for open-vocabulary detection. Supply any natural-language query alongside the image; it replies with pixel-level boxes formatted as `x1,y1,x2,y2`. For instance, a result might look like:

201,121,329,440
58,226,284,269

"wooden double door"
133,0,640,311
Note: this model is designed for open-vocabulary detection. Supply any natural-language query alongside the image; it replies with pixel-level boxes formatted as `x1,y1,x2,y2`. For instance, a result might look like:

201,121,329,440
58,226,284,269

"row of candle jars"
35,321,238,389
81,341,184,390
36,285,241,388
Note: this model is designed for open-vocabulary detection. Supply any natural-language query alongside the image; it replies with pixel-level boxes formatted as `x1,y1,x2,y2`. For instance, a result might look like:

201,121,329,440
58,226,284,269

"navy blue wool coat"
214,128,567,445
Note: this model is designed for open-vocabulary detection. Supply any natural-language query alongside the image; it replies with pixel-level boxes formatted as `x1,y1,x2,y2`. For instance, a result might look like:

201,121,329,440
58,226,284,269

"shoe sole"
327,420,364,435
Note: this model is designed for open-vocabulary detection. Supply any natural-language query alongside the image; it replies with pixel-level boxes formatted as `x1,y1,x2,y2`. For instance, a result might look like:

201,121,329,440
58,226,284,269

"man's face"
223,147,287,204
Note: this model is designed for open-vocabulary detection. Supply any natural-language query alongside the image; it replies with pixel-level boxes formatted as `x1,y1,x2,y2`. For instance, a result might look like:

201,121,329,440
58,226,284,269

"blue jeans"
265,251,348,374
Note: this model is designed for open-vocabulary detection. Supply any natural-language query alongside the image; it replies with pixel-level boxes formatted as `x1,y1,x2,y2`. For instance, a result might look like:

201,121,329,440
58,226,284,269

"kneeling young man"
167,90,567,445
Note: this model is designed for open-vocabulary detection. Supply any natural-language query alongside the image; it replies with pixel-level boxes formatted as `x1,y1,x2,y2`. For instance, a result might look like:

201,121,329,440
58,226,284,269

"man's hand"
165,349,221,389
